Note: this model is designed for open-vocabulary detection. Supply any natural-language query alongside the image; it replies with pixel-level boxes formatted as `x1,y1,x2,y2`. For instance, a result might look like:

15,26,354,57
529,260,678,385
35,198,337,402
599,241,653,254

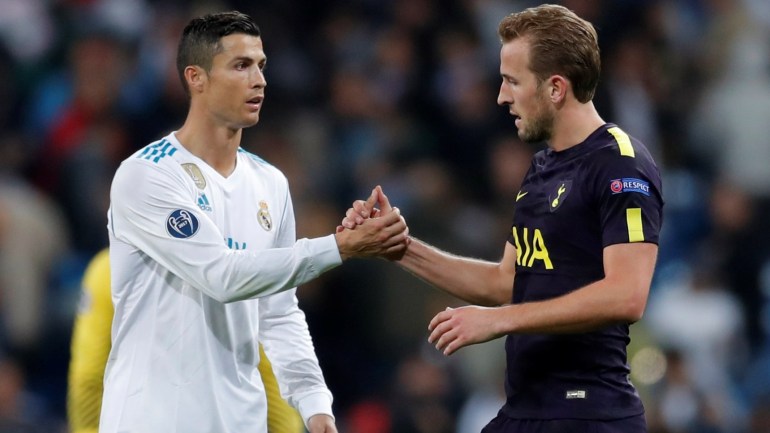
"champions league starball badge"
167,209,200,239
257,200,272,231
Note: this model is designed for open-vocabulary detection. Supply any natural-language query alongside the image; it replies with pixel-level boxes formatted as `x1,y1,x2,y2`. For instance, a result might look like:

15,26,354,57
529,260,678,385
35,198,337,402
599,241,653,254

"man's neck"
175,115,242,178
548,100,605,152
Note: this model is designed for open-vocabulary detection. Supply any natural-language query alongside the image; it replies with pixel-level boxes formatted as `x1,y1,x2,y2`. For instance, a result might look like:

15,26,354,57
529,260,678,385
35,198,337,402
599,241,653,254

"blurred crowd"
0,0,769,432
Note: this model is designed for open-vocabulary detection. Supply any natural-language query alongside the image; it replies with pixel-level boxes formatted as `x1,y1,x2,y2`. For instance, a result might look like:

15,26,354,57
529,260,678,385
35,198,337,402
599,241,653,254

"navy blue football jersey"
502,123,663,420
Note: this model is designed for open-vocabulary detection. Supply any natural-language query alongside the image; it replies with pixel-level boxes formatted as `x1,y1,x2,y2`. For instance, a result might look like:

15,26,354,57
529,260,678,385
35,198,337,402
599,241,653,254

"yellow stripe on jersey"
258,346,305,433
626,208,644,242
608,127,635,158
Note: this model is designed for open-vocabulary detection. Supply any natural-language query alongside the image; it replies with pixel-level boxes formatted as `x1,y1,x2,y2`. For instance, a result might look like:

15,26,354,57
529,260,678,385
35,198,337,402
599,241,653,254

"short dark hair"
176,11,261,95
498,4,600,103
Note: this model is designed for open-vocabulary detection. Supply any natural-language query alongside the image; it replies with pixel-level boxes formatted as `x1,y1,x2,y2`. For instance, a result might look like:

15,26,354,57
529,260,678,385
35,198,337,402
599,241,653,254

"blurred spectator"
389,353,459,433
0,134,70,356
453,339,506,433
689,0,770,200
26,29,133,255
123,5,191,145
646,259,748,431
344,400,392,433
431,28,501,200
0,0,55,65
0,356,57,432
707,182,770,351
742,259,770,433
602,32,664,161
647,350,725,433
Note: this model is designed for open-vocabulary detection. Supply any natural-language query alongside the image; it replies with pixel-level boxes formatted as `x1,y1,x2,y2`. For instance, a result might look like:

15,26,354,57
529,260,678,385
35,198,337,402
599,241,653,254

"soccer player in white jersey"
103,11,408,433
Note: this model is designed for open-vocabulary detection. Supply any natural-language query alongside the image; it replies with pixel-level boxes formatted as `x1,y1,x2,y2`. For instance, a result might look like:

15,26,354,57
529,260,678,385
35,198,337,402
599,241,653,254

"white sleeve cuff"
306,234,343,272
296,390,335,428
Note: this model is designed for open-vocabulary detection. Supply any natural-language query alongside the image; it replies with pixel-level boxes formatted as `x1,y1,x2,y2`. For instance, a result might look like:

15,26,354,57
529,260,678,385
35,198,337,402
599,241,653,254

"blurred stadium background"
1,0,770,432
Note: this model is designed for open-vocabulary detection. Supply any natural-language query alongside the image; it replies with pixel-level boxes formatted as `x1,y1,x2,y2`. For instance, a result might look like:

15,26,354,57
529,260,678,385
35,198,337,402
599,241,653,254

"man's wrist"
333,231,349,261
297,390,334,427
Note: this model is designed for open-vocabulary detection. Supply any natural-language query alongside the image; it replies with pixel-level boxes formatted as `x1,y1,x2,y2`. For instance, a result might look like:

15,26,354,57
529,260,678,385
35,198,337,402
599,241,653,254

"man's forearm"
397,238,511,306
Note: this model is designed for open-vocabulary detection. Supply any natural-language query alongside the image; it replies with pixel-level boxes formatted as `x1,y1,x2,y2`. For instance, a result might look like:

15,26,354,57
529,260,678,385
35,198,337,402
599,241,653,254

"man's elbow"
478,286,512,307
623,305,645,324
207,278,289,303
619,290,649,323
203,280,255,303
207,290,241,304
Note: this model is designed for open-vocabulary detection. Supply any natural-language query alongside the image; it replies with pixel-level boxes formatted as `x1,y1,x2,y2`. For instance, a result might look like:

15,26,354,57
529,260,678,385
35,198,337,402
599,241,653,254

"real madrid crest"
181,163,207,189
257,200,273,231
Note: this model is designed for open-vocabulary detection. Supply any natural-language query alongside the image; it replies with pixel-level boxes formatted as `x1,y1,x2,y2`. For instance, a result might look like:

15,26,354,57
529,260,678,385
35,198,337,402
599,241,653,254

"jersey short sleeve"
591,129,664,247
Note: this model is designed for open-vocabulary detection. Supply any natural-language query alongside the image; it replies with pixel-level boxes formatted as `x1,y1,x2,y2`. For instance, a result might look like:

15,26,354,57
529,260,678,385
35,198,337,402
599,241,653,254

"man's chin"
518,127,550,144
241,116,261,128
517,129,536,143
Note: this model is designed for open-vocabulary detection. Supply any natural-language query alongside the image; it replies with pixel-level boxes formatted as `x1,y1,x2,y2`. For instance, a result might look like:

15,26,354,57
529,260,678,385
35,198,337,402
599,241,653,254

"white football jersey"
102,132,341,433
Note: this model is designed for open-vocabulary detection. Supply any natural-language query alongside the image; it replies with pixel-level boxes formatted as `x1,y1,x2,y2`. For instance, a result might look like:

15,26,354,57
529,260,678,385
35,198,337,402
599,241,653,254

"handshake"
333,185,411,261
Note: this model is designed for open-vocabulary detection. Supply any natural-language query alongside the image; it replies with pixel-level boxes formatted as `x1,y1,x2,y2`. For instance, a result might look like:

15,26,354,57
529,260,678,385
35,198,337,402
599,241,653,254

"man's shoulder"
237,148,288,184
130,137,184,166
585,125,659,174
238,148,277,169
591,125,653,158
116,137,188,178
111,138,195,205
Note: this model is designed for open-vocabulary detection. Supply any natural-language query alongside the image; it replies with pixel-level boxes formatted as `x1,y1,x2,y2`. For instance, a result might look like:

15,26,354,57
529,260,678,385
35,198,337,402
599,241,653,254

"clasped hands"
334,185,410,261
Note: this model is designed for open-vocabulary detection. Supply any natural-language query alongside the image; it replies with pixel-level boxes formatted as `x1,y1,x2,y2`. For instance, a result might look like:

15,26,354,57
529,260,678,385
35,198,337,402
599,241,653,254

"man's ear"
184,65,207,94
548,75,568,103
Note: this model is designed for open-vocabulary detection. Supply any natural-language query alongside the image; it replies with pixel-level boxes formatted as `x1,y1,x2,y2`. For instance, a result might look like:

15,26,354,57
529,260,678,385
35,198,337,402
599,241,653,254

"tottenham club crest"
549,180,573,212
167,209,200,239
182,163,207,189
257,200,272,231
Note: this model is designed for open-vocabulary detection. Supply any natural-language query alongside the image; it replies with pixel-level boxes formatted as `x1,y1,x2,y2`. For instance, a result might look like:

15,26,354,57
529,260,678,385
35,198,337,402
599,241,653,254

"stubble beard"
516,90,554,144
518,109,554,143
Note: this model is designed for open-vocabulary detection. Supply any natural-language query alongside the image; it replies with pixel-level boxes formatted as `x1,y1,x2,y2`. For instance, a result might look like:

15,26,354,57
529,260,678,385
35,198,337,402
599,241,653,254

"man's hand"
334,207,408,260
335,186,409,260
338,185,392,231
427,306,505,356
307,414,337,433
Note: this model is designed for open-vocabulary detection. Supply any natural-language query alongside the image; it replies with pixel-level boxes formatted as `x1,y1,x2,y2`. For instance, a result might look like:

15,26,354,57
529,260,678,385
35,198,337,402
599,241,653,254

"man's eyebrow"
231,52,266,61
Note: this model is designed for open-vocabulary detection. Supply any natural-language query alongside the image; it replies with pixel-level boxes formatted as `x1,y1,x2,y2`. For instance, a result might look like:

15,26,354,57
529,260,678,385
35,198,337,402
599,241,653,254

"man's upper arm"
603,242,658,321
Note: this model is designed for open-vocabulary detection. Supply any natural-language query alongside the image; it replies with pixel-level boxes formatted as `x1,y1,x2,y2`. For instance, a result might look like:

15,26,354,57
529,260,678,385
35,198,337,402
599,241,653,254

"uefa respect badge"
609,178,650,196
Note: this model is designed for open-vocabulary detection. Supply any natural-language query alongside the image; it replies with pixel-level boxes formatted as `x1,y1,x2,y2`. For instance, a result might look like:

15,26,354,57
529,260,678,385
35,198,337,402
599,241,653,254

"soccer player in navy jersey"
342,4,663,433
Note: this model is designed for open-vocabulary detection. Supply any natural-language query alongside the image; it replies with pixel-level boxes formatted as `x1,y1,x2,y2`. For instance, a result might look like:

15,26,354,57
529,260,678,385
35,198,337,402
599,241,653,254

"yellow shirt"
67,250,304,433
